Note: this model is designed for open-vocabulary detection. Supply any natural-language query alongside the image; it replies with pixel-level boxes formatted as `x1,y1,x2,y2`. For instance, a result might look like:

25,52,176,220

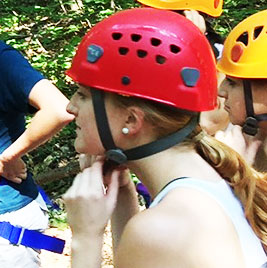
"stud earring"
122,127,129,135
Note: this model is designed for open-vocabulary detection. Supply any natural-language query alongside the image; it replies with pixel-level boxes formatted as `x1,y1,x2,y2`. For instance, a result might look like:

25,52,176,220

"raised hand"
215,125,262,165
0,156,27,183
63,160,120,236
183,10,206,34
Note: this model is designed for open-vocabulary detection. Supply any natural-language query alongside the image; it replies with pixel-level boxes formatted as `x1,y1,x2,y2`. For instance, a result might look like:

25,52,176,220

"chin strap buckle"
242,117,258,136
106,149,127,164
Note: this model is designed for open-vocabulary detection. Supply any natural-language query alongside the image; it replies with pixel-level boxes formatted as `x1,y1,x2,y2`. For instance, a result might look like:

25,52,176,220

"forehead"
78,84,91,94
226,76,242,83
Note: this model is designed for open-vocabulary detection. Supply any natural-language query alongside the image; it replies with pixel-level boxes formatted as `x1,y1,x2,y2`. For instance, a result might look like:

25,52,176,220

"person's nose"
218,80,228,99
66,100,78,116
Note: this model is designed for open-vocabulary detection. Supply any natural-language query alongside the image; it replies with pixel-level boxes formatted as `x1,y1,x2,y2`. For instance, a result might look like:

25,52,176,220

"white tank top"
149,178,267,268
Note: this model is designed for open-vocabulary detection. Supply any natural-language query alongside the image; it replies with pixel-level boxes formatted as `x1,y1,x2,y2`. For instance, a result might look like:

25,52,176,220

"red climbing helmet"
67,8,217,112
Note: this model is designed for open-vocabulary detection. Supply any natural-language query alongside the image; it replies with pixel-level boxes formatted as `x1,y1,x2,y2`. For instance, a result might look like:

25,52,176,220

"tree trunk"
35,161,80,185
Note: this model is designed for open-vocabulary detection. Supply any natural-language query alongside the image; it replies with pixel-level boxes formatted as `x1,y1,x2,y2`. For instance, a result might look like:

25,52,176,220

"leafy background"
0,0,266,219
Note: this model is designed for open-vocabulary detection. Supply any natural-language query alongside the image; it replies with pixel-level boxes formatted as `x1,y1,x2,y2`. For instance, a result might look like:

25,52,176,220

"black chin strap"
242,80,267,136
91,89,198,167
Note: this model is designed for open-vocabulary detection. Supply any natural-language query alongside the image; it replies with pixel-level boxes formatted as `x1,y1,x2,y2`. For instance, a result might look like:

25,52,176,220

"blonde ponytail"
194,131,267,247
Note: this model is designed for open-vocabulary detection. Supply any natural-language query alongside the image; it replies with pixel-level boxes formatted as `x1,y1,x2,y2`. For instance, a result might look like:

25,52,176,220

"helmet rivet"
122,76,131,85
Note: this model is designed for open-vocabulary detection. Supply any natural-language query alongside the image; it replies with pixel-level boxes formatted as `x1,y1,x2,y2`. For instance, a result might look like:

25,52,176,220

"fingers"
5,177,22,184
214,125,262,165
183,10,206,33
64,160,105,199
63,161,120,229
88,161,105,194
79,154,94,170
18,172,27,180
0,157,27,183
18,165,27,179
79,154,105,171
1,170,27,184
64,160,120,202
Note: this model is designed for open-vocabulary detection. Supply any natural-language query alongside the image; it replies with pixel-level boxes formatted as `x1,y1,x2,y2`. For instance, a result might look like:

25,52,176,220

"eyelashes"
226,77,236,86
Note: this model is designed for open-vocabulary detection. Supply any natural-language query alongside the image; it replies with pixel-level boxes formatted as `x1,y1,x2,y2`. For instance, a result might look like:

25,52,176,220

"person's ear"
124,106,145,135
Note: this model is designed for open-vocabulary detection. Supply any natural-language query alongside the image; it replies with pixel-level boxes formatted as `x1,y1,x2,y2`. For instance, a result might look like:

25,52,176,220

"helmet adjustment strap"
123,116,198,161
91,89,198,167
91,89,117,150
91,89,126,172
243,80,258,136
242,80,267,136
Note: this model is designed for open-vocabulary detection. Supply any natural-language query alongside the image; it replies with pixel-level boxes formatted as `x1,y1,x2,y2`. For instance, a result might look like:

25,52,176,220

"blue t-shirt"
0,41,44,213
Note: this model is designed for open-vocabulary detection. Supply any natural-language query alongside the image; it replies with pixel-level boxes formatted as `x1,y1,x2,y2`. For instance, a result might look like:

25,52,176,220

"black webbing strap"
242,80,258,135
91,89,116,150
254,114,267,121
242,80,267,136
91,88,198,165
124,116,198,161
243,80,254,117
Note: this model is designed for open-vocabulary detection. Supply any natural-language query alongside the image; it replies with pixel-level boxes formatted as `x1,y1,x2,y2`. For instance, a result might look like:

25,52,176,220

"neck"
258,123,267,138
127,143,222,199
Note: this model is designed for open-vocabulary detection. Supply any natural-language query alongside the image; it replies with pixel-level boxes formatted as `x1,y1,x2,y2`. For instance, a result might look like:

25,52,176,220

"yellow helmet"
217,10,267,79
136,0,223,17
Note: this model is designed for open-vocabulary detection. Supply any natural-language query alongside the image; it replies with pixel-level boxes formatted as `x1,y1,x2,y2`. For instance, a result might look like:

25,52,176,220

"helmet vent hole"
151,38,161,46
156,55,166,64
119,47,129,55
236,31,248,46
253,26,263,40
112,32,123,40
137,49,148,58
170,44,180,54
131,34,142,42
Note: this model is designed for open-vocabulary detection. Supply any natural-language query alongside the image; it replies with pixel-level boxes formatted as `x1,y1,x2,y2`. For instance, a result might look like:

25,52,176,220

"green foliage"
213,0,267,36
48,207,68,229
0,0,141,184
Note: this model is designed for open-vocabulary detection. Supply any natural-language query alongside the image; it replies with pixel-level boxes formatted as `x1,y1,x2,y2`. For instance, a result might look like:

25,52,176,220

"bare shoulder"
114,206,184,268
114,186,245,268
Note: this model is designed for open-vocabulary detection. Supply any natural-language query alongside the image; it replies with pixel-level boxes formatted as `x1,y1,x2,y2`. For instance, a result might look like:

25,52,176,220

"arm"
0,79,74,182
111,171,139,252
78,154,140,251
63,161,120,268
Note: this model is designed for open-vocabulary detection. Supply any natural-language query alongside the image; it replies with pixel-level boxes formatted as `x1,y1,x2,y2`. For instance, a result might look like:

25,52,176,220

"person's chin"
74,140,86,154
229,116,244,126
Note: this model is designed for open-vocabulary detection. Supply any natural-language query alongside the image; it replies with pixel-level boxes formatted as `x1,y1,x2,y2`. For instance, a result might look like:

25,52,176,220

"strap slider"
16,227,25,246
3,222,25,246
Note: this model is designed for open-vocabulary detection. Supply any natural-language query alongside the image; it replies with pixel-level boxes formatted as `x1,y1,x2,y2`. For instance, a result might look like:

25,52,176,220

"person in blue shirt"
0,41,74,267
